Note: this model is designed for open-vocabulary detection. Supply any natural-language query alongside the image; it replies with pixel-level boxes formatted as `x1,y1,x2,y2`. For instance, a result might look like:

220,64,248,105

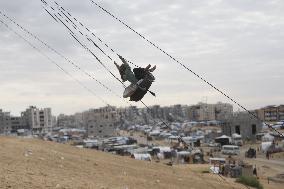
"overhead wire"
52,0,139,68
40,2,247,188
42,0,159,99
53,1,252,187
1,2,165,135
88,0,283,138
0,8,163,133
0,10,123,101
0,10,159,130
0,18,109,107
41,0,186,143
0,1,245,188
86,0,261,186
0,3,213,165
49,0,156,96
41,1,196,157
40,2,242,188
42,3,184,154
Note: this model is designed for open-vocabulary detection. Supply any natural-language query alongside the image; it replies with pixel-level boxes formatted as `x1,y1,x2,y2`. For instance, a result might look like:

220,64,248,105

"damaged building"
86,106,118,137
221,112,262,141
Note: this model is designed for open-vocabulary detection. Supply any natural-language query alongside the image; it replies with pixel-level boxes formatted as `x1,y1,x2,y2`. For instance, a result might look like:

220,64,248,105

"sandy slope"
0,137,243,189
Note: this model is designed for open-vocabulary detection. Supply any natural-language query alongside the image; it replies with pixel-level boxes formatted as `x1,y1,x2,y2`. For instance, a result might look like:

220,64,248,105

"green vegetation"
236,176,263,189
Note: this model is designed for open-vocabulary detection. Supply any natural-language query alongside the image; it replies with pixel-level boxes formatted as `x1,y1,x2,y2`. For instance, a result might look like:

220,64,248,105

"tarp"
153,146,171,152
168,136,179,139
261,141,272,152
232,133,242,138
210,166,219,174
149,130,160,136
215,135,231,146
177,151,191,156
132,153,151,161
216,135,230,139
262,133,274,142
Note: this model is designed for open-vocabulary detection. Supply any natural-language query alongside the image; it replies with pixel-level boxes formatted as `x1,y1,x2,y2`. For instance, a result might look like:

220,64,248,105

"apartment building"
188,102,233,121
86,106,118,137
10,116,26,133
257,105,284,122
21,106,53,134
0,109,11,134
221,112,262,140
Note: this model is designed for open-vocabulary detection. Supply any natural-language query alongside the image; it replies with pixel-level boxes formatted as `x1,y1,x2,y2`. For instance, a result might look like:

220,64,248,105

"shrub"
236,176,263,189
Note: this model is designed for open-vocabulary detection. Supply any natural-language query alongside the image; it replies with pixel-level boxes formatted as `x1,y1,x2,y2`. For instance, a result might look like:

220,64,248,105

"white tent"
216,135,231,139
261,141,272,152
132,153,151,161
232,133,242,138
262,133,274,142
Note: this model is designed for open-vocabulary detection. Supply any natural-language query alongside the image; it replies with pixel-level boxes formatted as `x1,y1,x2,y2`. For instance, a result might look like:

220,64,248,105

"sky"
0,0,283,116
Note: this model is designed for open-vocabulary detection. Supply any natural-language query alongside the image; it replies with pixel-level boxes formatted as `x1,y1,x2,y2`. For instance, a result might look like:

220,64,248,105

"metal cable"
0,18,109,106
88,0,283,138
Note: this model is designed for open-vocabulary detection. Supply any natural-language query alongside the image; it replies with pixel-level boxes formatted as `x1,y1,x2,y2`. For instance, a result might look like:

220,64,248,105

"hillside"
0,137,242,189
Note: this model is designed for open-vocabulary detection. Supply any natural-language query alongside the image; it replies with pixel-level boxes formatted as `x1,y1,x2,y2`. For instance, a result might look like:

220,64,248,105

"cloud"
0,0,283,115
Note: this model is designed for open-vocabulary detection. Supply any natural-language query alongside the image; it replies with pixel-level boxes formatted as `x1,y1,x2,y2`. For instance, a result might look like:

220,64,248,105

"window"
100,125,103,128
252,124,256,135
235,125,240,135
99,130,102,133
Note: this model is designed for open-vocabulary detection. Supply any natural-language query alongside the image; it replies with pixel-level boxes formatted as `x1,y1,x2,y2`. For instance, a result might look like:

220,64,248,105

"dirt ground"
234,142,284,189
0,137,246,189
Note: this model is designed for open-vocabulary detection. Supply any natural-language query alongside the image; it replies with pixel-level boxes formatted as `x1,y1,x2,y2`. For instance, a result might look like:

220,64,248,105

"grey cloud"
0,0,283,115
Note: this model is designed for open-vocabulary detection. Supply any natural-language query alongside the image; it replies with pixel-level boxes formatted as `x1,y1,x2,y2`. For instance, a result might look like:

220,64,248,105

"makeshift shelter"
175,151,192,164
149,146,172,159
262,133,274,142
261,141,272,152
131,153,151,161
215,135,231,146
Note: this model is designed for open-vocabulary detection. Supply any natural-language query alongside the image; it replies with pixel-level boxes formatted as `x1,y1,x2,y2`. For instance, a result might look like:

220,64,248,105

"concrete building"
0,109,11,134
256,105,284,122
188,102,233,121
279,105,284,121
141,104,188,123
57,114,75,128
21,106,53,134
221,112,262,140
263,105,278,122
10,116,26,133
215,102,234,120
116,102,233,124
57,113,84,129
86,106,118,137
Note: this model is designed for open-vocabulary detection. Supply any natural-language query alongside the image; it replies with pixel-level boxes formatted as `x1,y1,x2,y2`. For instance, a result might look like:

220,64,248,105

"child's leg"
145,64,151,70
149,65,156,72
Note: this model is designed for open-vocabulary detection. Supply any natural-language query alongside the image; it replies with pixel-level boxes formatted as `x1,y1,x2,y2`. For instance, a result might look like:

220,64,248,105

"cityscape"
1,0,284,189
1,102,284,189
1,103,284,137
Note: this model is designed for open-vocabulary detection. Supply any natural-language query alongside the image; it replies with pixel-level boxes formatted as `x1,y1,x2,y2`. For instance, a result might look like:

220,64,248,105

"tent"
215,135,231,146
262,133,274,142
131,153,151,161
261,141,272,152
